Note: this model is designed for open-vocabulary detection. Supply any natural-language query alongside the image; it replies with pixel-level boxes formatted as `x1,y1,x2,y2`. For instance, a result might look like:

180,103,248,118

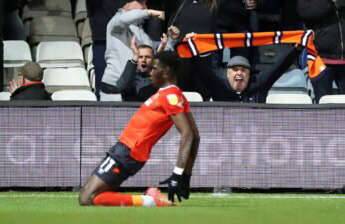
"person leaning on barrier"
198,44,302,103
8,62,51,100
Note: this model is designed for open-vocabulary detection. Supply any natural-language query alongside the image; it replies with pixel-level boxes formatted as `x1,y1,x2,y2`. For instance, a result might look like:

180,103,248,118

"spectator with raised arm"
116,37,159,101
198,45,302,102
103,32,168,101
100,0,165,100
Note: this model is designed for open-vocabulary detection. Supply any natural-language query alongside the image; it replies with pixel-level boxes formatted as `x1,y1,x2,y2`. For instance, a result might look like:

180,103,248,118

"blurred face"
123,1,147,11
150,59,166,88
227,66,251,93
137,47,153,73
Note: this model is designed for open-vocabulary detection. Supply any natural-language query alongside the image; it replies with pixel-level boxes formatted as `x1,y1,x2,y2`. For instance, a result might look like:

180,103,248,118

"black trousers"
311,64,345,103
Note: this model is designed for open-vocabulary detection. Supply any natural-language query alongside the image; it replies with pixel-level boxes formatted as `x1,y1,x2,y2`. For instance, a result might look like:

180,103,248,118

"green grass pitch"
1,192,345,224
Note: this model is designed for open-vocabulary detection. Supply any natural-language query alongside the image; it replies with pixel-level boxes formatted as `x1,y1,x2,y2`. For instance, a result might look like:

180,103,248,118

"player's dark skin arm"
171,112,198,170
183,112,200,175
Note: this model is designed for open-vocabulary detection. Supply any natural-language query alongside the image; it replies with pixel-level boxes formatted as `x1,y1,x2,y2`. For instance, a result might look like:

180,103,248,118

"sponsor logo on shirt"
167,94,179,106
167,94,184,108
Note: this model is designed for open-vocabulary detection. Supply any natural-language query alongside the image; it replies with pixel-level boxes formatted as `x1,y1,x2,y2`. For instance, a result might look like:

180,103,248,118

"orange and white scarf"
176,30,326,79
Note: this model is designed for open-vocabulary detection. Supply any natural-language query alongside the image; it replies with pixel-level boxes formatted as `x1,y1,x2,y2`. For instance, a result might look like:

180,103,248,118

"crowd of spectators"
1,0,344,103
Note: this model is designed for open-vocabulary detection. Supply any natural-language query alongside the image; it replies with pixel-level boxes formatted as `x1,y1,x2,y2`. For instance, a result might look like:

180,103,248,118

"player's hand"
159,173,183,202
180,173,191,200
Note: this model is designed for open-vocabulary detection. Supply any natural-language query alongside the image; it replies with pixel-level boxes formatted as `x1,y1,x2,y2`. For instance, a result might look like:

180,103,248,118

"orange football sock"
92,192,154,207
93,192,135,206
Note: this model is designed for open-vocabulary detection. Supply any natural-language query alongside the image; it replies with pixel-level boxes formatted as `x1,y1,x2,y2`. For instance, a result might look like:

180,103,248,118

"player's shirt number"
98,156,116,174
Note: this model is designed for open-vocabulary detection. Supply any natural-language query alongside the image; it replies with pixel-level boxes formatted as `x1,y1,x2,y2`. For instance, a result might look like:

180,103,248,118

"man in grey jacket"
100,0,164,100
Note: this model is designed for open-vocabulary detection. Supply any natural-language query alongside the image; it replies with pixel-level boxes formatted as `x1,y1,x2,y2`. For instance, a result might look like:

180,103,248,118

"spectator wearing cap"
8,62,51,100
198,45,301,102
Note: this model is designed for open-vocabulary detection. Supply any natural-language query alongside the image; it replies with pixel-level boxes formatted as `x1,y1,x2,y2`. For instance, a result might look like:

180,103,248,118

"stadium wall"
1,102,345,189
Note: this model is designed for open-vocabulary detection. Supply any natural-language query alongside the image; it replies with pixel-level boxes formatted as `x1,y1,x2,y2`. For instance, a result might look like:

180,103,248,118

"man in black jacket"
102,38,157,101
9,62,51,100
119,44,157,101
199,45,301,103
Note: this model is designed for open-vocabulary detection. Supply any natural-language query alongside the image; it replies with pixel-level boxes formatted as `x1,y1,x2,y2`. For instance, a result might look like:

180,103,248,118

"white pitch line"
193,194,345,199
1,193,345,199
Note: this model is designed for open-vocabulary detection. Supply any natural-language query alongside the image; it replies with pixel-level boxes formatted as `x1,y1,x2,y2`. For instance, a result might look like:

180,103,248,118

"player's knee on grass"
79,175,111,206
79,187,95,206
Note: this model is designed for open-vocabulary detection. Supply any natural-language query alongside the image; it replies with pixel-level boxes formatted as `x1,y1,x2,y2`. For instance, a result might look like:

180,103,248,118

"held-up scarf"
176,30,326,79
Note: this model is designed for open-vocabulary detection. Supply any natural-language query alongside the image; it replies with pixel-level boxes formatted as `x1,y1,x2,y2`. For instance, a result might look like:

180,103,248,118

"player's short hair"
20,62,43,81
154,51,181,78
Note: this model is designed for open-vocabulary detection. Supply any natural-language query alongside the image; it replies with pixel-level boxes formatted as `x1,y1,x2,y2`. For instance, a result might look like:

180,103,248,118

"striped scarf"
176,30,326,79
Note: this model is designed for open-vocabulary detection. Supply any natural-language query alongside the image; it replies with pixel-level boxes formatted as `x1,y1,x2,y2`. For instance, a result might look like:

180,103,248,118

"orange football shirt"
119,85,190,162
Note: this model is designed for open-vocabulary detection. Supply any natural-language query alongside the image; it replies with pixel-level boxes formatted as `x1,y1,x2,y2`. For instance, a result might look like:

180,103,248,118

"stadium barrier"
1,101,345,189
